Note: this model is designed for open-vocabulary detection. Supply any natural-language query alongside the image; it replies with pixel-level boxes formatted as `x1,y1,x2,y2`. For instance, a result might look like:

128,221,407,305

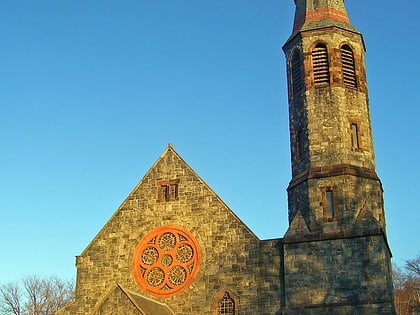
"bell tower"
284,0,383,235
281,0,396,313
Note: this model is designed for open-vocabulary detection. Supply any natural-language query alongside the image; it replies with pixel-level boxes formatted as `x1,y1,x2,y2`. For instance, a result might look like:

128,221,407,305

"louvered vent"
341,45,357,88
312,44,330,86
291,52,304,96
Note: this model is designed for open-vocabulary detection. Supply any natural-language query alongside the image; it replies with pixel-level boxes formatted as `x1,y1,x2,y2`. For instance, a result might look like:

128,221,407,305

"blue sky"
0,0,418,283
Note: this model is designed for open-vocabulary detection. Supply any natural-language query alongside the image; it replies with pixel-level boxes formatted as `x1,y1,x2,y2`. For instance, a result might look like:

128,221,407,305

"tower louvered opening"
291,51,304,96
312,44,330,86
341,45,357,88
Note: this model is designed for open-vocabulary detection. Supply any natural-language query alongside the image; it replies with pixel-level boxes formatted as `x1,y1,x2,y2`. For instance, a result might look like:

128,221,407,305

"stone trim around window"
157,179,180,202
349,121,362,151
132,225,201,298
322,187,337,222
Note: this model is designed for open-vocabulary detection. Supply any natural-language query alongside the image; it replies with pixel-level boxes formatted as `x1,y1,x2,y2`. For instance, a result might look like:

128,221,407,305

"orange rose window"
132,225,200,298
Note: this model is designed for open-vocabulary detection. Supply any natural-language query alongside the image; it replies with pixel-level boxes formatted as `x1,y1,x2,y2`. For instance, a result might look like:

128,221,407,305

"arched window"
341,45,357,88
291,50,304,96
312,43,330,86
217,292,235,315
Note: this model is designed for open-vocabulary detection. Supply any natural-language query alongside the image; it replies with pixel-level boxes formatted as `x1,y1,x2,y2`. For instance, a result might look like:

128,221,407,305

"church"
56,1,396,314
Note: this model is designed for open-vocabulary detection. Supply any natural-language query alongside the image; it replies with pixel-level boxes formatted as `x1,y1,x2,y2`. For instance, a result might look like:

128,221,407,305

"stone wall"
288,174,386,233
282,234,394,314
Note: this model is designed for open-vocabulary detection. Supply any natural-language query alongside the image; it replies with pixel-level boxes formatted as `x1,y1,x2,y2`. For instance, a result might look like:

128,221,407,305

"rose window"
132,225,201,298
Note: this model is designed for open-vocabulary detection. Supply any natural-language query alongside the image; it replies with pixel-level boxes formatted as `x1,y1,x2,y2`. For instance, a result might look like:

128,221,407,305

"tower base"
282,231,396,315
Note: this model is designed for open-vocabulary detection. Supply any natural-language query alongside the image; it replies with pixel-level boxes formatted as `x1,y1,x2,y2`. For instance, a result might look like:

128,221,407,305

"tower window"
217,292,235,315
157,179,179,202
291,51,304,96
341,45,357,88
312,44,330,86
351,123,360,149
323,189,336,221
295,130,305,160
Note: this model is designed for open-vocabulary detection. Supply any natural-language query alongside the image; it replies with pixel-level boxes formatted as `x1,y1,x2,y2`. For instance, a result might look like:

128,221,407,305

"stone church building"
57,1,396,314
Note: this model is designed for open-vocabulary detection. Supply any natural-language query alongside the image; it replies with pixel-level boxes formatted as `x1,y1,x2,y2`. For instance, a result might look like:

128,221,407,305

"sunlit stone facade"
56,1,395,314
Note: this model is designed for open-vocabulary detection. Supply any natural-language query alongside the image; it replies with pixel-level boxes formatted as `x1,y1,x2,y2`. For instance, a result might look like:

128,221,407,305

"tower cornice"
283,25,365,53
287,164,381,191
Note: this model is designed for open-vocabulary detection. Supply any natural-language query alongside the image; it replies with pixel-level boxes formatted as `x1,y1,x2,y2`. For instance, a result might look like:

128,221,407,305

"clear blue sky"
0,0,418,283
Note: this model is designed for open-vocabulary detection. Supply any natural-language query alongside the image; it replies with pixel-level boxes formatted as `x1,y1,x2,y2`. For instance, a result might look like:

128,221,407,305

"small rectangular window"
157,179,179,202
324,189,336,222
294,130,305,160
170,183,178,200
158,185,169,202
351,123,359,149
326,191,334,219
298,130,305,159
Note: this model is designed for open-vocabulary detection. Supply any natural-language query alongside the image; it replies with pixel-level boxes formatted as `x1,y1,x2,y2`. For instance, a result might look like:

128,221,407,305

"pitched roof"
285,0,360,46
90,284,175,315
294,0,358,32
120,286,175,315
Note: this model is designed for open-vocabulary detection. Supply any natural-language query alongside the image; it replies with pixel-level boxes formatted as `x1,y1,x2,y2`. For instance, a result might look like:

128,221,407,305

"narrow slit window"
170,183,178,200
325,190,335,221
218,292,235,315
159,185,169,202
296,130,305,160
351,123,359,149
341,45,357,88
312,44,330,86
291,51,304,96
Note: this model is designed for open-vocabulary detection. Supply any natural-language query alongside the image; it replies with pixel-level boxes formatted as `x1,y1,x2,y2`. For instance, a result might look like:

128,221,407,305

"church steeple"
283,0,380,234
291,0,358,35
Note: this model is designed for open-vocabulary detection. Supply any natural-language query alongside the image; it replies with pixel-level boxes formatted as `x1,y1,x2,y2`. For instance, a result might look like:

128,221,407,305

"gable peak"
158,143,180,161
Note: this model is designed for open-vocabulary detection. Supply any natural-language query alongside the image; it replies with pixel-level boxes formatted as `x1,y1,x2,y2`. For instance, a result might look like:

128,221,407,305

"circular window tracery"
132,225,201,298
177,244,193,262
158,232,176,251
141,247,159,266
